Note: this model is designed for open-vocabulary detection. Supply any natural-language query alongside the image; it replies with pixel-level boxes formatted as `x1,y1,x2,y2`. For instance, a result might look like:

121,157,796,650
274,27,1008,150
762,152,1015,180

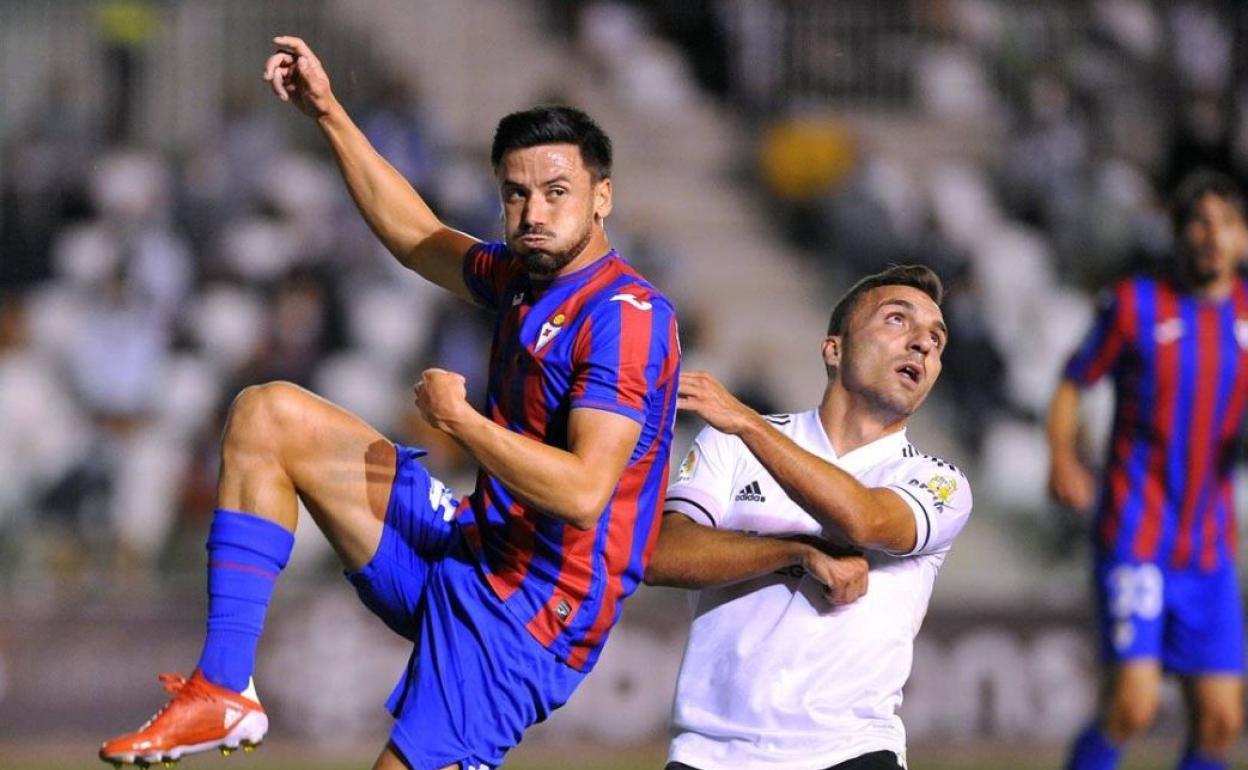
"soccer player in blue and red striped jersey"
100,36,679,770
1050,170,1248,770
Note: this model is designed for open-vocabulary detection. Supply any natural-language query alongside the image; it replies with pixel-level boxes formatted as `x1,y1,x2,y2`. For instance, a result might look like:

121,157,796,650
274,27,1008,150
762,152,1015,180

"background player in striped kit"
1050,170,1248,770
647,266,972,770
100,36,680,770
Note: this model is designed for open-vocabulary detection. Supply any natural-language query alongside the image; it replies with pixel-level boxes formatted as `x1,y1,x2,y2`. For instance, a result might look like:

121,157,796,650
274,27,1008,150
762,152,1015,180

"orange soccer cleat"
99,670,268,767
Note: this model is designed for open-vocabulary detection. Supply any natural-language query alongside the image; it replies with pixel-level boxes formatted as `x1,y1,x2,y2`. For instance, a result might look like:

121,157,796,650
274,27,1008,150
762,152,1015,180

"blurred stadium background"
2,0,1247,767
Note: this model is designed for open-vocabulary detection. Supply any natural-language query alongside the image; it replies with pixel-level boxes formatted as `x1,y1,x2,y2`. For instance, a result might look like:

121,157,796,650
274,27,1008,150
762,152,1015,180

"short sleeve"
570,290,677,425
1064,284,1127,387
462,241,514,311
882,458,973,557
664,427,740,528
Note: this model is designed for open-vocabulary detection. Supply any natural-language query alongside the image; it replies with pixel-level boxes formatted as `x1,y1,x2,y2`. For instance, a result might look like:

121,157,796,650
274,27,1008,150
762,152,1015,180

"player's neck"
817,384,907,456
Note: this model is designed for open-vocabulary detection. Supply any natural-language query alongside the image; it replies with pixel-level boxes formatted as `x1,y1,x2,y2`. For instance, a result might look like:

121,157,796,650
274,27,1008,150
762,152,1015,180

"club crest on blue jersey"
535,312,566,352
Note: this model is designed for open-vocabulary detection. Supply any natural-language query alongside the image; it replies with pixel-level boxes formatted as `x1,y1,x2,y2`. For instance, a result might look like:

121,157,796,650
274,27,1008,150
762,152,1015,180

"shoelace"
134,673,214,731
159,672,218,702
158,673,188,696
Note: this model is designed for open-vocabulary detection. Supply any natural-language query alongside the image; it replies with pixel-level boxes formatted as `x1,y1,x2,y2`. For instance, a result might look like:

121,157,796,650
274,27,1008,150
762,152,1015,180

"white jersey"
664,409,972,770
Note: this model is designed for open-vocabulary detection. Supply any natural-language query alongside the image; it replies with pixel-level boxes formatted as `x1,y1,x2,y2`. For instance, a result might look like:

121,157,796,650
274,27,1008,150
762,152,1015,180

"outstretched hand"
262,36,337,119
677,371,758,435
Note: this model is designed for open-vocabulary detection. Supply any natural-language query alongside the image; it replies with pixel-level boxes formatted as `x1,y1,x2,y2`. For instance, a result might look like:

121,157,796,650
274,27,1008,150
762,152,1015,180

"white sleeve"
664,426,739,528
882,457,973,557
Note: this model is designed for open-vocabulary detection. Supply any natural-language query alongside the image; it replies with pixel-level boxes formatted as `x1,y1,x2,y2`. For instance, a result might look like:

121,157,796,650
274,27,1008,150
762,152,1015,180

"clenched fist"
414,368,472,434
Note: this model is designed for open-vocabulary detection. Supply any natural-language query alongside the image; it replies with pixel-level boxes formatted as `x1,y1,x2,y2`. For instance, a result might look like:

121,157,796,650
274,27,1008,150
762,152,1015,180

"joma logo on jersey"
610,292,652,310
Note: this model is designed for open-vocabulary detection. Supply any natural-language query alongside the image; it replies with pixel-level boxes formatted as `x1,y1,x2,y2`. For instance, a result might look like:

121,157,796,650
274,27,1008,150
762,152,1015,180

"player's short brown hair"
827,265,944,336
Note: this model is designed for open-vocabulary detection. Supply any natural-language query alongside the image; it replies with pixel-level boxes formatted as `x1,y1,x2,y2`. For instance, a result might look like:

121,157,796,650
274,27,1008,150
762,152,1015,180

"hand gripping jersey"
1064,275,1248,572
458,243,680,671
664,411,972,770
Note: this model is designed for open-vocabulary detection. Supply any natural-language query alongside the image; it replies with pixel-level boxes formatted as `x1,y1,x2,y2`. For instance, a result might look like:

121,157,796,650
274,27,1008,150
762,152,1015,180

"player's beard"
1181,251,1221,288
515,222,595,277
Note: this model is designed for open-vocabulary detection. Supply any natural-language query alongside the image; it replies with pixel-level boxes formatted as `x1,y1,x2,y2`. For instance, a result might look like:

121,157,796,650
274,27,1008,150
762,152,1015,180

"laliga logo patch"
677,449,698,482
535,312,566,352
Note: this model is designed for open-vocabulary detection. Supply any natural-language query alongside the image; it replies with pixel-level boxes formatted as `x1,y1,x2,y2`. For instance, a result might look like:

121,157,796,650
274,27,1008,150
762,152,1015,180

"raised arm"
1046,378,1097,511
263,36,475,301
644,512,868,605
677,371,917,553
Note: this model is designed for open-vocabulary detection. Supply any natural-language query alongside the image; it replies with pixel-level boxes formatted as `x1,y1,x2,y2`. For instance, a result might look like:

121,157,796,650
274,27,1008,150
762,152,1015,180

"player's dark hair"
827,265,944,336
491,105,612,181
1171,169,1246,232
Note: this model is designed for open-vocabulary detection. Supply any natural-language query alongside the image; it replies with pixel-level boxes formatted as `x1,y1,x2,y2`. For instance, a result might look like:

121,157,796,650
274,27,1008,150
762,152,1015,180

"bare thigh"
217,382,398,571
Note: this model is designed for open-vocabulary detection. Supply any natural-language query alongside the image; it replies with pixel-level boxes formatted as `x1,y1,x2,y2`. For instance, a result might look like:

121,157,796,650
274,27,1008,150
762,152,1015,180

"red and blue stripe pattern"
459,243,680,671
1065,276,1248,572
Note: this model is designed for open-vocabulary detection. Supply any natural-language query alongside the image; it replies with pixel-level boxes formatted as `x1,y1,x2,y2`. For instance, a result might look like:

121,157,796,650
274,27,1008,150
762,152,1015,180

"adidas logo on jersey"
734,481,765,502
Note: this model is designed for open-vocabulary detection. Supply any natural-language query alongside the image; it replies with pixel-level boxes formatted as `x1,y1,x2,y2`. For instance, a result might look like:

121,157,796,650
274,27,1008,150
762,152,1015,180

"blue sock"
196,509,294,692
1066,723,1121,770
1175,751,1226,770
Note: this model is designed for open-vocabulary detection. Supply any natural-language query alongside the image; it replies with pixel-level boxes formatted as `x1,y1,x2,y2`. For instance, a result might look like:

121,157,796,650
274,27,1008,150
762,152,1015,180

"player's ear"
593,177,613,223
822,335,841,371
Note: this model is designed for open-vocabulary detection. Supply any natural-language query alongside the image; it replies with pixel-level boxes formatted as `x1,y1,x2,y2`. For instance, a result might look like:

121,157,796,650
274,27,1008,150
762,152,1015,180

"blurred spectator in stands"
357,71,439,192
94,0,161,143
0,291,89,542
247,264,346,388
0,71,96,289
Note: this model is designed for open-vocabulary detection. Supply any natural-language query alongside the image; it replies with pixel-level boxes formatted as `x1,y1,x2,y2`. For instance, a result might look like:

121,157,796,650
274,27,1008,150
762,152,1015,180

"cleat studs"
220,747,233,757
242,745,256,753
163,762,177,768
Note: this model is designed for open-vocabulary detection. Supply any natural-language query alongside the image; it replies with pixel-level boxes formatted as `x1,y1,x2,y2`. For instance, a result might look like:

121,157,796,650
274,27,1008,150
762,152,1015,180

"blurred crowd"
628,0,1248,518
0,10,510,584
5,0,1248,587
0,0,707,588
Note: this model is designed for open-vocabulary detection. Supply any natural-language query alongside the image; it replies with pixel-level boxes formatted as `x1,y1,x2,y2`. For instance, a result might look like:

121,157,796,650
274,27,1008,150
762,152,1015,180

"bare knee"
223,381,313,460
1102,692,1159,743
1193,701,1243,757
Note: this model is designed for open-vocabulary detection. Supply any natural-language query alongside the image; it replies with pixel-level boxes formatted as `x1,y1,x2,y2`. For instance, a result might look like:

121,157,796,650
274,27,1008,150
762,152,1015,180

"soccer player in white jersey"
646,265,973,770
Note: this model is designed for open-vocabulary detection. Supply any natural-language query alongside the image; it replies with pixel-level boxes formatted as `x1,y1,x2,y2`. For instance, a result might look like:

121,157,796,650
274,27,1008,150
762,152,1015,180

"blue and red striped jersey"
456,242,680,671
1064,274,1248,572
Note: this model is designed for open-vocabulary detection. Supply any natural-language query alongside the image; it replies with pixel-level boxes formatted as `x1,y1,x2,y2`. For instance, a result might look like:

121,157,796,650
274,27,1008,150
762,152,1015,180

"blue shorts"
1094,556,1245,675
345,445,585,770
